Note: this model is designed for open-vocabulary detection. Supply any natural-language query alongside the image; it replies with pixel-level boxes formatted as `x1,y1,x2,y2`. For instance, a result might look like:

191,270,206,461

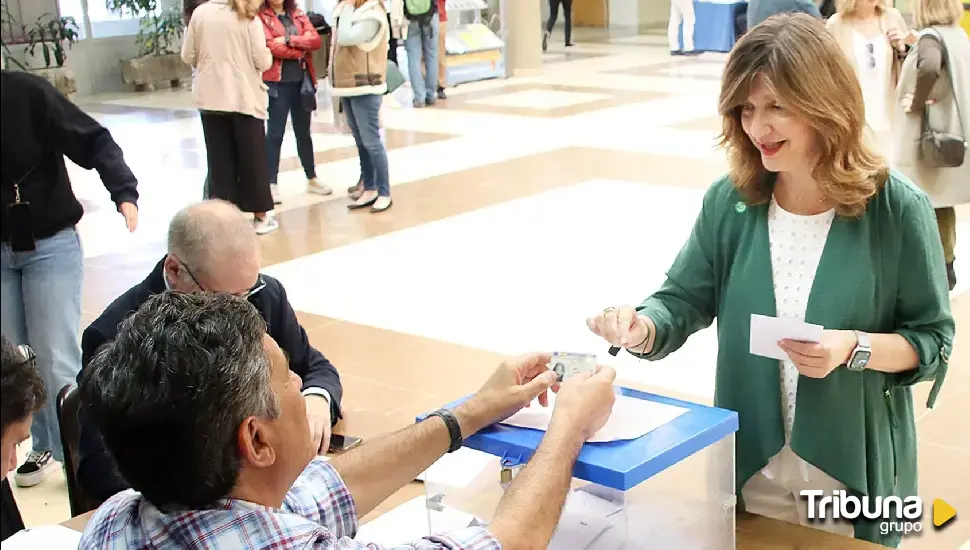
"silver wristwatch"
846,330,872,371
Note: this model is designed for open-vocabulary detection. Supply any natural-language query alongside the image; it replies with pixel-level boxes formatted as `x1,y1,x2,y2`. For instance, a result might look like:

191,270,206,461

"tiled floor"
7,37,969,549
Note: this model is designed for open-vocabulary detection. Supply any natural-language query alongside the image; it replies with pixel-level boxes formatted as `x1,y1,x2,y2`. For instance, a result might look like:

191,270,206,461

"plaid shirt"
79,457,500,550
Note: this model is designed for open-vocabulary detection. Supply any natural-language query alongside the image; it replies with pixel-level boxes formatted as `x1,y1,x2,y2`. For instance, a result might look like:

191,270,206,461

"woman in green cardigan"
588,13,953,548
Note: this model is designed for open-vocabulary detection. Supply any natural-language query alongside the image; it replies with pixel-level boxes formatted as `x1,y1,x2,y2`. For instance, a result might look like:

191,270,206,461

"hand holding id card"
547,352,598,382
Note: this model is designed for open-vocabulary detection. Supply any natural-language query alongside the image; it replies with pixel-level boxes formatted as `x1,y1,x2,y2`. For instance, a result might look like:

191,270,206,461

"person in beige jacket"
826,0,916,149
181,0,279,234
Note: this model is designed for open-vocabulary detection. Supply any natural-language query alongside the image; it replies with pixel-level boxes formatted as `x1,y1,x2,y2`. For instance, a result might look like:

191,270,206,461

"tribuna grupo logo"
801,490,923,535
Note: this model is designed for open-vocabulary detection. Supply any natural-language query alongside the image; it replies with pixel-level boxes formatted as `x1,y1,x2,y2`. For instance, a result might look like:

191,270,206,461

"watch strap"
427,409,463,453
855,330,871,350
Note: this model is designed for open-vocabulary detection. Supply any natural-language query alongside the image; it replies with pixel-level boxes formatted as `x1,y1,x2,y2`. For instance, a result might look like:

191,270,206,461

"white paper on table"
355,496,478,547
749,313,823,361
499,392,688,443
1,525,82,548
415,447,492,485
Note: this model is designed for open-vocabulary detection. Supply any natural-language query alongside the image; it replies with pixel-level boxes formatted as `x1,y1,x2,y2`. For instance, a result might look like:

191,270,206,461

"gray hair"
167,200,257,278
79,291,279,509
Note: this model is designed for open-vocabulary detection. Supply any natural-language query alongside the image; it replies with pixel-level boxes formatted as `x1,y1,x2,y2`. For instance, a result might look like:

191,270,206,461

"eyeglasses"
176,258,266,299
866,42,876,69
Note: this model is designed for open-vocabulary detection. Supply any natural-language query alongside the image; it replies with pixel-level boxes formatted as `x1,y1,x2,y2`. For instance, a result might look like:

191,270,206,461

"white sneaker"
14,450,57,488
270,184,282,205
253,216,279,235
307,178,333,196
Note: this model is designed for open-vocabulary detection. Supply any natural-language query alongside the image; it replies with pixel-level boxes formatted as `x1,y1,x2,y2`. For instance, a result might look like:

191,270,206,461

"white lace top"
763,196,835,479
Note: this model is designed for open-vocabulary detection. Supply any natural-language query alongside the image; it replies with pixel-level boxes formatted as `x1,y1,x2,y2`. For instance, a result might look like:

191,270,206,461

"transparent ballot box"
418,387,739,549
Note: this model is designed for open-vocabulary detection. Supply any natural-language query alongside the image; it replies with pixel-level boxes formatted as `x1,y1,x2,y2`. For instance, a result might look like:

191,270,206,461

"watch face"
850,350,871,370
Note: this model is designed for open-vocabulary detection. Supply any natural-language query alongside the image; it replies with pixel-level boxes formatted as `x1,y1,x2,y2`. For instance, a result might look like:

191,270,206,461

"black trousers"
546,0,574,44
200,111,273,214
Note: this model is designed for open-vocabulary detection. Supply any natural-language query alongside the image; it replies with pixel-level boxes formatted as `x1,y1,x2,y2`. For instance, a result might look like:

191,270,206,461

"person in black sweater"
76,199,343,504
0,335,48,541
0,70,138,489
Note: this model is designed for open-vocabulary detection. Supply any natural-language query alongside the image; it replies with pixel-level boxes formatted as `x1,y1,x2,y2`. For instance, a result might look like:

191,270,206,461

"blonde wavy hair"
836,0,891,16
716,13,888,218
914,0,965,27
231,0,263,19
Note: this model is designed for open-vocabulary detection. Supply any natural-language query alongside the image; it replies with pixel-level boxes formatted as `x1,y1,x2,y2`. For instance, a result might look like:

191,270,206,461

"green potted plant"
1,2,29,71
27,13,80,96
106,0,190,90
0,8,79,96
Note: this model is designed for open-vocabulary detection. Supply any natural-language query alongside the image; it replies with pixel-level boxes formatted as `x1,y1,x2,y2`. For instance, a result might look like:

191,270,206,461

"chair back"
56,384,98,516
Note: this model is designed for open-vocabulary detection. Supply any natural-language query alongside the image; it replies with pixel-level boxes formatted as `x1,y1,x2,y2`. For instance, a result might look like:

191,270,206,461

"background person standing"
260,0,332,201
403,0,439,108
0,70,138,489
181,0,278,235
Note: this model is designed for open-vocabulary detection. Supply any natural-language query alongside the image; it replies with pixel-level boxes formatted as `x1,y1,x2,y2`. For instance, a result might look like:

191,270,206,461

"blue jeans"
266,81,317,184
1,228,84,463
341,95,390,197
404,14,439,105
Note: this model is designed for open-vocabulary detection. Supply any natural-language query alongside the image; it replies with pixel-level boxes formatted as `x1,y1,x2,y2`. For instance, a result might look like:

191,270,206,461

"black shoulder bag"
920,28,967,168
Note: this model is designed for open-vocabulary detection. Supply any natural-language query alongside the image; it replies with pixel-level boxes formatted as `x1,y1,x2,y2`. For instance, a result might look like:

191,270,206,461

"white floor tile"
263,180,720,400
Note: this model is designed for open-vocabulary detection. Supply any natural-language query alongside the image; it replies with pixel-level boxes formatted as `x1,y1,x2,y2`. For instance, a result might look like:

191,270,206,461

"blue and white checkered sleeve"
282,457,359,539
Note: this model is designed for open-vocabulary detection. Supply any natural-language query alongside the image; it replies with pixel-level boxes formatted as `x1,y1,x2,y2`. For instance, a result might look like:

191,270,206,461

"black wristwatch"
426,409,463,453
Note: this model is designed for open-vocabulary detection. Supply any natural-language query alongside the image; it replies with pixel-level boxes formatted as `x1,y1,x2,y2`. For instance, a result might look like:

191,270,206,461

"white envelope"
749,313,823,361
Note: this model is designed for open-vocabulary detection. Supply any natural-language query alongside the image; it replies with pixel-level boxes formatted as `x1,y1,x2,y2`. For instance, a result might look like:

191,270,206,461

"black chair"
56,383,99,516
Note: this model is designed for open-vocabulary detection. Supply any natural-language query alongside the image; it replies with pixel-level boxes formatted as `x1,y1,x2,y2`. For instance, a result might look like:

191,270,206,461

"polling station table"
54,385,882,549
676,0,748,53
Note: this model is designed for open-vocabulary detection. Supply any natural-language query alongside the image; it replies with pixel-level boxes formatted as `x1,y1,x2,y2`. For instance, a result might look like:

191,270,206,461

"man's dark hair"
78,291,279,509
0,336,47,437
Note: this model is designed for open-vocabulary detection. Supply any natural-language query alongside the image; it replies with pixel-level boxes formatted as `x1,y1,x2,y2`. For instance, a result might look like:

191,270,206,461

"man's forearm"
329,402,486,517
487,423,584,549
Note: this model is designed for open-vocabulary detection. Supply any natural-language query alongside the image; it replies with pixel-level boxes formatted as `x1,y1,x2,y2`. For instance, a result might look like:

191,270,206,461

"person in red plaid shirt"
76,291,617,549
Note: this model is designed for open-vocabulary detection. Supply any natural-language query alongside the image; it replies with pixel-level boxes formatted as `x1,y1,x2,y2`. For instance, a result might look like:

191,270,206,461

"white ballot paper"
749,313,823,361
416,447,493,486
1,525,83,549
500,392,688,443
355,496,478,546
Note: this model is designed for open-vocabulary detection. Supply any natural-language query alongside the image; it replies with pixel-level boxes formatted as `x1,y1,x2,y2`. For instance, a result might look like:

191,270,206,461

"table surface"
59,484,883,549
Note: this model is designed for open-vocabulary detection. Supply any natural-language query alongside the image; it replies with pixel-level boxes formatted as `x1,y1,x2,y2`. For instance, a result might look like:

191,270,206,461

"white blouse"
853,30,892,134
763,196,835,481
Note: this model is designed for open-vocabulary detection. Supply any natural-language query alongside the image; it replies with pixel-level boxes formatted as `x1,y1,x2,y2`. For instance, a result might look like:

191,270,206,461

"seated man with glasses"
76,199,343,504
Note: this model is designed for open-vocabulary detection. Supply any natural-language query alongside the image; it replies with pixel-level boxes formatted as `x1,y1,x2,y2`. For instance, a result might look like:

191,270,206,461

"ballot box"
417,387,739,549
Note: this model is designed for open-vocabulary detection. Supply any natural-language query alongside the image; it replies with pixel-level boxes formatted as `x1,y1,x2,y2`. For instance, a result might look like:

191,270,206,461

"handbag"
919,28,967,168
300,60,317,112
385,59,405,95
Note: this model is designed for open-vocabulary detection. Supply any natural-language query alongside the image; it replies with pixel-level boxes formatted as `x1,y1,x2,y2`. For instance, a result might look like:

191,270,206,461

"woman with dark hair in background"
259,0,330,200
181,0,278,235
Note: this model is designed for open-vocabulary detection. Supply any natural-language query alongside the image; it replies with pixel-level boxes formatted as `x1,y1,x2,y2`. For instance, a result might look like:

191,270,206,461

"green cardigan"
633,171,954,547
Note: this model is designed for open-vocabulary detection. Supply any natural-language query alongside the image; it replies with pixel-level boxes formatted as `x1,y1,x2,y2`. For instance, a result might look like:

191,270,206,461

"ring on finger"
603,306,617,315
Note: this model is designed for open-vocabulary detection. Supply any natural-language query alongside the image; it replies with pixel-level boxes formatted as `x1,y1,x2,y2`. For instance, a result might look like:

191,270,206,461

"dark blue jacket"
75,258,343,504
747,0,821,29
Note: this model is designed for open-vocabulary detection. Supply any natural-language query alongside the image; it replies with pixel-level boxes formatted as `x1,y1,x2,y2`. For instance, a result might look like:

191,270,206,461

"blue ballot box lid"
417,386,738,492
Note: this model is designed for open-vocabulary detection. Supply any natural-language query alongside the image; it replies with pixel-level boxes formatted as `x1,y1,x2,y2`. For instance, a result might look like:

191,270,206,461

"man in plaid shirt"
77,291,617,549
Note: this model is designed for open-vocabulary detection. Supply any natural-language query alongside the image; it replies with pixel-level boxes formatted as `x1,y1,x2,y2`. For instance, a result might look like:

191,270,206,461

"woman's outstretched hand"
587,305,650,349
